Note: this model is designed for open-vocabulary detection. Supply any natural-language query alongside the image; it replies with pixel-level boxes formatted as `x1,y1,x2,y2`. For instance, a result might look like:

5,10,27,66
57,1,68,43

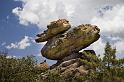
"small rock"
36,60,49,72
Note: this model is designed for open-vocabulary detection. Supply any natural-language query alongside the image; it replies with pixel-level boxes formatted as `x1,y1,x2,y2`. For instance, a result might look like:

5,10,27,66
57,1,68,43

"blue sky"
0,0,39,56
0,0,124,65
0,0,56,65
0,0,41,63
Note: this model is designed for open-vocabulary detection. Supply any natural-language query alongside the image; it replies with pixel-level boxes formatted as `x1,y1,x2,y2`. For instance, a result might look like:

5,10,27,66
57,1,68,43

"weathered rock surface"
35,19,100,80
40,50,98,80
35,19,100,60
35,19,71,42
35,60,49,72
41,24,100,60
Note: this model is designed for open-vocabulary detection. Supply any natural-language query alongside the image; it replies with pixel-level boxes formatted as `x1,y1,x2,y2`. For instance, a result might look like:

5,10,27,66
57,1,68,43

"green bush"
83,42,124,82
0,54,39,82
0,42,124,82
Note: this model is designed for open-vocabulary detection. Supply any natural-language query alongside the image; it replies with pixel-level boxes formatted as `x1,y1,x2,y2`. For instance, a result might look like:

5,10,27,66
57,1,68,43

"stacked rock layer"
35,19,100,79
35,19,100,60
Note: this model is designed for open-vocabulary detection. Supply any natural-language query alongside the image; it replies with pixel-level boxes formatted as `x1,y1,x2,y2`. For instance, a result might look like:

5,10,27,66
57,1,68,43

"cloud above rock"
12,0,124,56
91,5,124,39
13,0,124,29
90,4,124,55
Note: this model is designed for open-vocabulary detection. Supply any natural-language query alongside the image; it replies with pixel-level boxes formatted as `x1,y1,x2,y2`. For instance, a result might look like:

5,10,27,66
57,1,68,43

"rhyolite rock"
35,19,71,42
39,50,98,80
35,19,100,60
50,50,97,69
41,24,100,60
35,60,49,72
35,19,101,80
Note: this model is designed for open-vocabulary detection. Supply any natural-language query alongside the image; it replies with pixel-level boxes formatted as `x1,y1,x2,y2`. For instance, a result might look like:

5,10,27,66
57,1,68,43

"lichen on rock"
39,23,100,60
35,19,100,79
39,50,98,80
35,19,71,42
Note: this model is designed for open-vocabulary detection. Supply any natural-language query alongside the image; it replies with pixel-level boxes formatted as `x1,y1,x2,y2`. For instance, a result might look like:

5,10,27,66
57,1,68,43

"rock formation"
39,50,99,80
35,19,71,42
35,60,49,72
35,19,100,79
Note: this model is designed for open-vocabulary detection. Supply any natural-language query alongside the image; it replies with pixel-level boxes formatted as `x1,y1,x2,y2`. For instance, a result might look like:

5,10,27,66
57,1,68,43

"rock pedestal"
35,19,100,79
40,50,99,80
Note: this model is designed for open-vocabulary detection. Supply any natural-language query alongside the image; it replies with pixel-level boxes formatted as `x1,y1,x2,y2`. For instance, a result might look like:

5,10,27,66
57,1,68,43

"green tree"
86,42,124,82
0,54,40,82
0,42,124,82
103,42,116,69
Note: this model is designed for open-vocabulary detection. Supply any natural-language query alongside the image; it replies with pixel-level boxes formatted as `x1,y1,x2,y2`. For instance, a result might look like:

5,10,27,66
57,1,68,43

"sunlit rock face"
35,19,71,42
35,19,100,79
41,24,100,60
35,19,100,60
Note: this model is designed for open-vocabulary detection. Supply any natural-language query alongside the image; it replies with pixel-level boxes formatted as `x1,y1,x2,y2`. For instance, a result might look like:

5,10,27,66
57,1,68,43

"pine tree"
83,42,124,82
96,42,124,82
103,42,116,69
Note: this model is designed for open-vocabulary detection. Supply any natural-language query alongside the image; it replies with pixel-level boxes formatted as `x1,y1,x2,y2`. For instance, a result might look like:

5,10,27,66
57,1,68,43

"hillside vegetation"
0,42,124,82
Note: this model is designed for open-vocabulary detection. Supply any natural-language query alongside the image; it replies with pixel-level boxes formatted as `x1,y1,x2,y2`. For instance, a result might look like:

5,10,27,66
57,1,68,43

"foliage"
84,42,124,82
0,53,39,82
38,70,64,82
0,42,124,82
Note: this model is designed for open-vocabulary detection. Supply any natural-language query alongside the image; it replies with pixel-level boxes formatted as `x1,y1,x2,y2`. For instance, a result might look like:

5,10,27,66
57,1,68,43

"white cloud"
114,38,124,54
85,38,105,57
90,4,124,55
85,37,124,57
12,0,124,56
13,0,124,29
6,36,32,49
6,43,18,49
91,5,124,38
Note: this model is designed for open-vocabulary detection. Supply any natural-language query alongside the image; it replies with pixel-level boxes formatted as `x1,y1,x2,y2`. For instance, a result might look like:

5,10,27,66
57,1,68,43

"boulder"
35,19,101,81
36,60,49,72
35,19,71,42
41,24,100,60
40,50,98,80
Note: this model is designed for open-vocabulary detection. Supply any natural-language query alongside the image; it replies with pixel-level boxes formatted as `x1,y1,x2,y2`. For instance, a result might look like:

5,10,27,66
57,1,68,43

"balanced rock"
35,19,101,81
41,24,100,60
35,19,71,42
